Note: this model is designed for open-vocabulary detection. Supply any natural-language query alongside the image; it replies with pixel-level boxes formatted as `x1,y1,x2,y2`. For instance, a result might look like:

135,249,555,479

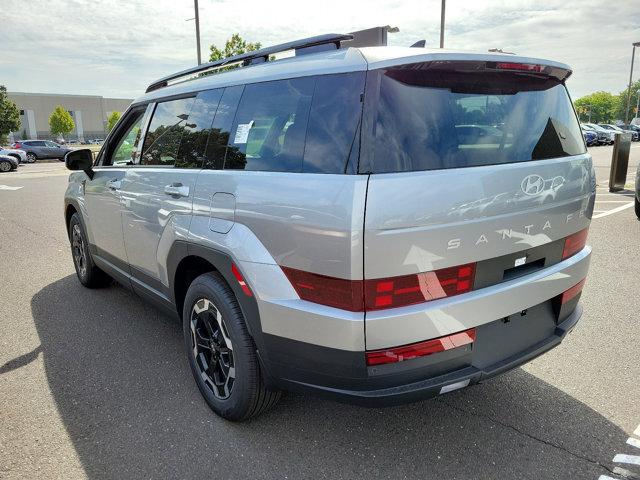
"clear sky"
2,0,639,100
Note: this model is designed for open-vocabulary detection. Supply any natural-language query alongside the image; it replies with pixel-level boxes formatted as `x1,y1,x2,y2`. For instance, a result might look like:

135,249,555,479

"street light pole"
624,42,640,123
439,0,446,48
194,0,202,65
636,89,640,123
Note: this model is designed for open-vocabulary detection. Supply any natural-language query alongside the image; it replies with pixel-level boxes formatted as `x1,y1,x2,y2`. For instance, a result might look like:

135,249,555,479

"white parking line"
595,201,634,203
0,185,23,190
628,437,640,449
592,203,635,219
613,454,640,466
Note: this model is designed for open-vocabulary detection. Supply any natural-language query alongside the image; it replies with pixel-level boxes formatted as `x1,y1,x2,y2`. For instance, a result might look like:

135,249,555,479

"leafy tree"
107,111,121,132
615,79,640,122
574,92,619,123
0,86,20,144
209,33,261,62
49,105,75,140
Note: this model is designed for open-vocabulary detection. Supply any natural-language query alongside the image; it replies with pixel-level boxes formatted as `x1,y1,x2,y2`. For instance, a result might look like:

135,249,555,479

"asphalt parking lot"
1,146,639,480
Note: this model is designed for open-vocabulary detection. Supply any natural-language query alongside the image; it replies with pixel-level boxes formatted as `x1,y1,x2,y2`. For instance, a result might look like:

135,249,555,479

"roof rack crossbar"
146,33,353,93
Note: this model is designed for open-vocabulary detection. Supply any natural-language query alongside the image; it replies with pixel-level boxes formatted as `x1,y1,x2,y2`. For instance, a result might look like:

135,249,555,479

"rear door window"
176,89,223,169
362,65,585,173
141,97,196,167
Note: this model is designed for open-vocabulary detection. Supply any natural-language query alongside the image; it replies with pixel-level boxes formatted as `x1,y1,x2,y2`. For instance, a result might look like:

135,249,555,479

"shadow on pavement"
32,275,624,479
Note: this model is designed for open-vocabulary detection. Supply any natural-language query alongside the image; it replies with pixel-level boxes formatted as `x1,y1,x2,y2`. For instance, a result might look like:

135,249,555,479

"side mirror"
65,149,95,179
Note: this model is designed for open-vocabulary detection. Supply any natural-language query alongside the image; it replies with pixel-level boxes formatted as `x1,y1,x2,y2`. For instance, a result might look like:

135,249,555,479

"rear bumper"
269,303,582,406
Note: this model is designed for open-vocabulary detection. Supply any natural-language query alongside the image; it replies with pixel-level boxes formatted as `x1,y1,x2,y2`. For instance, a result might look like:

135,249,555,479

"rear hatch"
360,57,594,312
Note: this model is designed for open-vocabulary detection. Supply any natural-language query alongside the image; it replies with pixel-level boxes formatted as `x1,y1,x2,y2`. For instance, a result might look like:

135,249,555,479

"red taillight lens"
366,328,476,366
495,62,544,72
561,278,586,305
231,263,253,297
364,263,476,311
562,228,588,260
280,267,364,311
14,142,21,148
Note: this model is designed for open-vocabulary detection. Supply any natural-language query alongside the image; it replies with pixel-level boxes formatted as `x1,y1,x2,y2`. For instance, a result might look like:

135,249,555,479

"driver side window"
108,110,146,166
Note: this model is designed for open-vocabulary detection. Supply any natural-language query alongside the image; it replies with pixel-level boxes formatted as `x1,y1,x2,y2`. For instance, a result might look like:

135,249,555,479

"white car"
0,148,29,163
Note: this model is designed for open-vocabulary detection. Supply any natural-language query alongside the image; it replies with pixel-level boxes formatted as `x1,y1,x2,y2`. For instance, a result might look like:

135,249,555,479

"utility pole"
635,90,640,123
625,42,640,123
194,0,202,65
439,0,446,48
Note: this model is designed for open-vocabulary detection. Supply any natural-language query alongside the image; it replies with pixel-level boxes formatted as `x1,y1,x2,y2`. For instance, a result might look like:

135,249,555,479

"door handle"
107,179,122,190
164,183,190,197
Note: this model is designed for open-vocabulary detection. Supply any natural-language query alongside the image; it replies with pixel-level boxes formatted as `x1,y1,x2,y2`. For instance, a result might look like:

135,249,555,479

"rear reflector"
231,263,253,297
363,263,476,311
495,62,544,73
562,228,589,260
561,278,586,305
366,328,476,366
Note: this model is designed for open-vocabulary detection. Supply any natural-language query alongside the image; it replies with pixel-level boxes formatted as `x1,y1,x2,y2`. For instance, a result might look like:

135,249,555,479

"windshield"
362,65,586,173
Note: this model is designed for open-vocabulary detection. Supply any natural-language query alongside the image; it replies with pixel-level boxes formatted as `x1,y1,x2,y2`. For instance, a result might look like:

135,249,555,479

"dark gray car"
0,154,18,172
13,140,71,162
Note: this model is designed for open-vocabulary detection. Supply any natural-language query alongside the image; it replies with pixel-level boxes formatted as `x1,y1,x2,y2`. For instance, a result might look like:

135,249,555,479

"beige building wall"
8,92,132,142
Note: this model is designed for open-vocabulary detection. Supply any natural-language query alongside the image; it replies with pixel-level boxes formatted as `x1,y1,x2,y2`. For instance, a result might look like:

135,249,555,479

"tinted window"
176,89,223,169
364,66,585,173
303,72,364,173
141,97,196,166
225,77,314,172
204,86,243,169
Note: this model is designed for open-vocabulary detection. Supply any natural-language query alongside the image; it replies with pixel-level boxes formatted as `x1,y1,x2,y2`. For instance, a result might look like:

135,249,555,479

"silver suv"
64,34,594,421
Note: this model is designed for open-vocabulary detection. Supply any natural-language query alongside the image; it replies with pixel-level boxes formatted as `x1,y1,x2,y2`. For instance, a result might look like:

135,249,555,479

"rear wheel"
26,152,36,163
0,160,11,172
183,272,280,421
69,213,111,288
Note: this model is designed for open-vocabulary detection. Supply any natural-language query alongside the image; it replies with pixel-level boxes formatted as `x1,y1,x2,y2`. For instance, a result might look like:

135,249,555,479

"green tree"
0,86,20,144
615,79,640,122
209,33,261,62
574,91,619,123
49,105,75,140
106,111,121,132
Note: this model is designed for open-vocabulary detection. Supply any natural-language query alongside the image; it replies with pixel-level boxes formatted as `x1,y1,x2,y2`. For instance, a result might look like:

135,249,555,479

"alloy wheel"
71,223,87,277
0,162,10,172
190,298,235,399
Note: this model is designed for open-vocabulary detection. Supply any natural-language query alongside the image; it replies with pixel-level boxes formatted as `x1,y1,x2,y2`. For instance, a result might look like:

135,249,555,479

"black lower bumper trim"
279,303,583,407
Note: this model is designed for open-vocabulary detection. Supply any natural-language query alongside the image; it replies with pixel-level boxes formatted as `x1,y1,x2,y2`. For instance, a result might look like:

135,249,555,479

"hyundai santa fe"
63,33,594,421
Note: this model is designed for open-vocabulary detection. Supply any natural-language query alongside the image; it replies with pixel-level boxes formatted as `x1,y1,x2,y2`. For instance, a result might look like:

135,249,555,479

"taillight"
14,142,21,148
231,263,253,297
560,278,586,305
366,328,476,366
281,263,475,312
363,263,476,311
280,267,364,311
494,62,544,73
562,228,589,260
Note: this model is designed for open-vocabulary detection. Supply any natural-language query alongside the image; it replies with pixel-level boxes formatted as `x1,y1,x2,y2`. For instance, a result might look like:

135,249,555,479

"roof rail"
146,33,353,93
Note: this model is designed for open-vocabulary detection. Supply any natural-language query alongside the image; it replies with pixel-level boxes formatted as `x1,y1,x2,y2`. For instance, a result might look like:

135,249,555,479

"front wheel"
26,152,36,163
0,160,11,172
183,272,280,421
68,213,111,288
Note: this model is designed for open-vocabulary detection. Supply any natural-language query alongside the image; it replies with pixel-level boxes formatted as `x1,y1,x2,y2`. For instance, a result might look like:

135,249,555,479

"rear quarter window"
362,65,586,173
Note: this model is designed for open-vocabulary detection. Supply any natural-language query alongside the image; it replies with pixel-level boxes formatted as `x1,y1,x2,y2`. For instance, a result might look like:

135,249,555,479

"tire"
183,272,281,421
0,160,11,172
635,196,640,220
26,152,36,163
68,213,111,288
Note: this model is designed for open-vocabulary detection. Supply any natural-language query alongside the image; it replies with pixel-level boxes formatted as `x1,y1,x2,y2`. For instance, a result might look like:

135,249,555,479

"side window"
45,141,58,147
176,89,223,169
204,85,243,169
109,110,146,166
303,72,365,173
141,97,196,166
225,77,315,172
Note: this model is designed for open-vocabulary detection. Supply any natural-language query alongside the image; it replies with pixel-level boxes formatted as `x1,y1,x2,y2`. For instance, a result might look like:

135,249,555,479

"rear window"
362,65,585,173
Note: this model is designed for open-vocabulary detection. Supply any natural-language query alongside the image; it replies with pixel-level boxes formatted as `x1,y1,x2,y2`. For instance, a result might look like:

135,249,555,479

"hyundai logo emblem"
521,174,545,196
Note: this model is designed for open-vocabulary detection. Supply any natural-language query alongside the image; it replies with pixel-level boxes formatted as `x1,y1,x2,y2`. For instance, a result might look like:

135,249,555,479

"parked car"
0,147,28,163
12,140,72,162
63,34,594,421
598,124,638,142
581,129,598,146
0,154,18,172
583,123,614,145
612,124,640,141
